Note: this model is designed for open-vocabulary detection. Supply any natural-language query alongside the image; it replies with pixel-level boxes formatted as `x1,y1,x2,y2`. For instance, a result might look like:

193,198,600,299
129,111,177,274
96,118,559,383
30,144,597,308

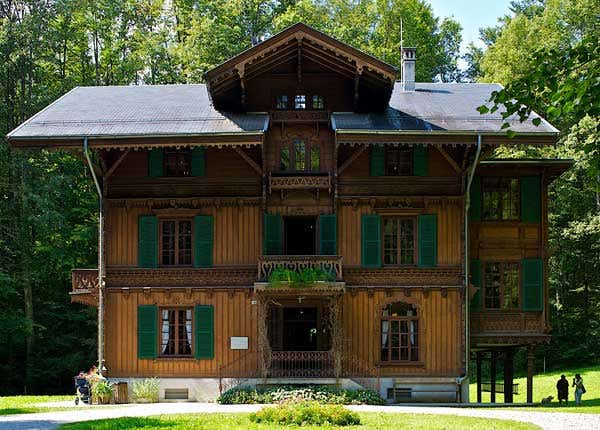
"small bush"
250,402,360,426
217,385,385,405
131,378,160,403
91,380,113,404
268,267,334,287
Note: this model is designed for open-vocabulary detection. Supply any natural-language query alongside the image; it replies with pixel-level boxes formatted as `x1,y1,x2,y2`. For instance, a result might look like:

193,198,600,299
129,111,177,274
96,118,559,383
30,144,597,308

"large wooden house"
8,23,571,403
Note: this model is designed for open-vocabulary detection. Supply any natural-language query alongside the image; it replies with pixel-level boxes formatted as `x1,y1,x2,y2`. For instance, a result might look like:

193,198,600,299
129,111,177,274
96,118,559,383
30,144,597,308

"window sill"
377,361,425,367
156,355,195,360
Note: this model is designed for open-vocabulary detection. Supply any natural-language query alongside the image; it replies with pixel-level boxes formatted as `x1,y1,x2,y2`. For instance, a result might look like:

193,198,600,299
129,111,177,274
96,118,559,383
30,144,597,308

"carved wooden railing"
270,110,330,123
471,312,545,334
71,269,99,306
258,255,343,281
269,351,334,378
269,173,331,192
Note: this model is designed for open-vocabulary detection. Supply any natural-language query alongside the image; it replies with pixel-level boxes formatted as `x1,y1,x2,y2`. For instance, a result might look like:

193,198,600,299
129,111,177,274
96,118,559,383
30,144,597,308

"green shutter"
418,214,437,267
194,305,214,359
470,259,482,311
263,213,283,255
370,145,385,176
522,259,543,311
148,148,163,177
138,215,158,268
138,305,157,359
191,147,206,177
319,214,337,255
521,176,541,222
361,214,381,267
469,176,481,221
413,145,428,176
194,215,213,268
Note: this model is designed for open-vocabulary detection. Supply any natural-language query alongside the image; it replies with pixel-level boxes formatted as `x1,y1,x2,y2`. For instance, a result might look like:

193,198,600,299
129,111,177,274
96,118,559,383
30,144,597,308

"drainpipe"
458,134,482,402
84,137,105,375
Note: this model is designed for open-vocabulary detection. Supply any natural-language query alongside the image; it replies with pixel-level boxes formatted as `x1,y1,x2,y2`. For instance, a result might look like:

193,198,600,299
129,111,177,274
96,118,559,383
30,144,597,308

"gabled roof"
7,85,269,148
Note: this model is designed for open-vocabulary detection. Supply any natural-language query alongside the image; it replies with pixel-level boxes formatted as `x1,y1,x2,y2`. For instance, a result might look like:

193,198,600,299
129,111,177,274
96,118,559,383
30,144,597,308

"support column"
490,350,497,403
476,351,482,403
527,346,535,404
503,348,514,403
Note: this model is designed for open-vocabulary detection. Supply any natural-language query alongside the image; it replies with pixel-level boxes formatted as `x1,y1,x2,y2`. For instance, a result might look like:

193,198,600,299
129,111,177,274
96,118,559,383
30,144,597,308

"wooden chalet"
7,23,572,403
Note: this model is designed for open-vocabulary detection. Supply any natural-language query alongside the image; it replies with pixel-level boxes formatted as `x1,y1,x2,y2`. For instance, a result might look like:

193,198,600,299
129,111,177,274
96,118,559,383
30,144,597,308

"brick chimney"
401,47,416,91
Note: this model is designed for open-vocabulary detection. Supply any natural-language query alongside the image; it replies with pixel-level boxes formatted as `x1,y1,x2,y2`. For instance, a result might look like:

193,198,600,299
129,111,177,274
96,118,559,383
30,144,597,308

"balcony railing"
471,311,545,334
71,269,99,306
269,351,334,378
269,172,331,193
258,255,343,281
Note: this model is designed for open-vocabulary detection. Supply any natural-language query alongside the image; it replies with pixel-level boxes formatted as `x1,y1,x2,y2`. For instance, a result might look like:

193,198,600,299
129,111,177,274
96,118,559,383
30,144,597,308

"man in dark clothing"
557,375,569,405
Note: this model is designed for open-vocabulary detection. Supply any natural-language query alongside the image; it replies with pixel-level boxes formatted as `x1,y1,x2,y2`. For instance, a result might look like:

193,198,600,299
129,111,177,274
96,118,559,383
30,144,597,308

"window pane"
294,140,305,171
276,95,288,109
178,221,192,265
312,95,324,109
385,147,413,176
280,147,290,171
310,146,320,171
483,177,520,220
502,263,520,309
484,262,501,308
294,95,306,109
164,149,192,177
383,219,398,265
161,221,176,266
400,219,414,265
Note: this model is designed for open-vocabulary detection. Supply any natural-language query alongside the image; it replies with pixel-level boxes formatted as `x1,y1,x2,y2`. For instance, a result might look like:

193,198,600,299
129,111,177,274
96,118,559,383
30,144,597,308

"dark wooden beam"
490,350,497,403
338,145,367,174
503,348,514,403
233,147,262,175
527,346,534,403
476,351,482,403
105,149,130,179
436,145,461,174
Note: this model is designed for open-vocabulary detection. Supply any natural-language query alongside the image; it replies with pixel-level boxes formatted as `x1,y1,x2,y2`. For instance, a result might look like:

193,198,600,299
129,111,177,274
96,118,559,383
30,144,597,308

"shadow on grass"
61,417,178,430
0,408,38,416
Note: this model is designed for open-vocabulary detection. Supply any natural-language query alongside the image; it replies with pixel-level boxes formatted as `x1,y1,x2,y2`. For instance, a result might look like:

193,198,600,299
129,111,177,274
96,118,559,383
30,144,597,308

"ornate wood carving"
257,255,343,281
269,173,331,193
70,269,99,306
471,311,546,335
108,196,261,209
337,178,462,198
105,267,256,288
271,110,329,123
344,267,462,286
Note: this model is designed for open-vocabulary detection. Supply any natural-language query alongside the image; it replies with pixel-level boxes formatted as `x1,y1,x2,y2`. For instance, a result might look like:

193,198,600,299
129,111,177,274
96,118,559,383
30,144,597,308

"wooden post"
490,350,497,403
527,346,534,404
476,351,482,403
503,348,514,403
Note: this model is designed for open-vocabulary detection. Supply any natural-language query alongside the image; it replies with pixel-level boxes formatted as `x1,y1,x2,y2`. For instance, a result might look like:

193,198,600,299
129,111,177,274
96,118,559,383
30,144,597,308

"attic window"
276,95,288,110
294,95,306,110
312,95,324,110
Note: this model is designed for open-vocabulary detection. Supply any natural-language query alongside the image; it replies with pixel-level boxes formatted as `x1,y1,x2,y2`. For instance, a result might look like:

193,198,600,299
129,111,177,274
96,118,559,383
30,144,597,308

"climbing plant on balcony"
268,267,334,288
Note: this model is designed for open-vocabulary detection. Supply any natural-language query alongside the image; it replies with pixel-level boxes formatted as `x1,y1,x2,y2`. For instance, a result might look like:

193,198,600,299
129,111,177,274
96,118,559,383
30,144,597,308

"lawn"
59,413,539,430
0,395,73,415
469,364,600,413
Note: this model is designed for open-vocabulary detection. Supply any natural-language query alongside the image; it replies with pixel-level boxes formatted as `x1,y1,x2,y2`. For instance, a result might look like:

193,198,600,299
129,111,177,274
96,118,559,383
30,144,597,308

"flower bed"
250,402,360,426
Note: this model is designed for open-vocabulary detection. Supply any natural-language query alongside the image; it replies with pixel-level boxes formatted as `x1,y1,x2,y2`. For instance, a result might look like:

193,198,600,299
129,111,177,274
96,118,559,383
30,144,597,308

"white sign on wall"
230,336,249,350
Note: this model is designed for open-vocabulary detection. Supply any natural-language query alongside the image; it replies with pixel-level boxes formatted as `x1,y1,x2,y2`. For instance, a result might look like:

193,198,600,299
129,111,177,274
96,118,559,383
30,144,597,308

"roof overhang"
477,158,574,181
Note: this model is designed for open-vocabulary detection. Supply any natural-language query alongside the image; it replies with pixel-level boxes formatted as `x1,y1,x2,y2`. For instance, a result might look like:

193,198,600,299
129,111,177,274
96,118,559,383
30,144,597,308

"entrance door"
284,217,316,255
268,305,330,351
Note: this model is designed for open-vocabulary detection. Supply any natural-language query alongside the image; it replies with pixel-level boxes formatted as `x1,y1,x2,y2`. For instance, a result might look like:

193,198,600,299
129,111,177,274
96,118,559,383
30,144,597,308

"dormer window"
294,95,306,110
276,95,288,110
164,149,192,177
312,95,324,110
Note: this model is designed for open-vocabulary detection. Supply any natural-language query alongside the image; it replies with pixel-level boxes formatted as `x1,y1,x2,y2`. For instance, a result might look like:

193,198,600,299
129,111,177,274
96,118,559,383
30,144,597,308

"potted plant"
92,380,113,404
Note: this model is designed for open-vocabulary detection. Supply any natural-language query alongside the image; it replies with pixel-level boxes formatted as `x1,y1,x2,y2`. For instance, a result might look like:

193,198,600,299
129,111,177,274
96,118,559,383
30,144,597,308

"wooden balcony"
257,255,343,281
471,311,548,346
71,269,99,306
269,350,334,378
269,172,331,195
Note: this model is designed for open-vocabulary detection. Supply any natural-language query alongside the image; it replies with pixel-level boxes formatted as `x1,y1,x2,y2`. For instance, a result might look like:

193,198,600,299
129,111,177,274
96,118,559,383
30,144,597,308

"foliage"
91,380,113,401
131,378,160,403
217,385,385,405
268,267,334,287
249,402,361,426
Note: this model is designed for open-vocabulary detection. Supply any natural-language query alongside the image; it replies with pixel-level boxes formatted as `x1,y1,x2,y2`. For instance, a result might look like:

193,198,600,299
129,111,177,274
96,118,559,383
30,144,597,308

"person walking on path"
573,374,586,406
556,375,569,405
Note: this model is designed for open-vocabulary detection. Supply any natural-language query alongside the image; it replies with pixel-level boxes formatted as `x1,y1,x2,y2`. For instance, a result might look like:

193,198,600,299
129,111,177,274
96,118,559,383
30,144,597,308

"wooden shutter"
148,148,163,177
194,215,213,268
361,214,381,267
521,176,541,222
191,147,206,177
370,145,385,176
137,305,157,359
469,176,481,221
263,213,283,255
470,259,482,310
413,145,428,176
418,214,437,267
138,215,158,268
319,214,337,255
194,305,214,359
522,259,543,311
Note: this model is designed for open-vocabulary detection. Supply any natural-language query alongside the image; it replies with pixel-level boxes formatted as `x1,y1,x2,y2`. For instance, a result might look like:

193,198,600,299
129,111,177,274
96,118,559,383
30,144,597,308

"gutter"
459,134,482,402
83,137,105,375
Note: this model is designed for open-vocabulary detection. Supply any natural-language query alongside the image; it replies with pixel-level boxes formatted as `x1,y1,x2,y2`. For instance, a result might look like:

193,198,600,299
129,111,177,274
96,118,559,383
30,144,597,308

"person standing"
573,374,586,406
556,375,569,405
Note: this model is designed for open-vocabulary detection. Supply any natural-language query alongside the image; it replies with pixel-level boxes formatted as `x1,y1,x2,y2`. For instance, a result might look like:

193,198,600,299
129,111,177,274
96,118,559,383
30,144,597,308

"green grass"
0,395,73,415
59,412,539,430
469,364,600,413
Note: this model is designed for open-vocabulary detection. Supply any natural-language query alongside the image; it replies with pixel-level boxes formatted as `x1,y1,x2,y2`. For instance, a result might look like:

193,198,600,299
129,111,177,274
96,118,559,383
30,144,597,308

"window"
164,149,192,177
294,94,306,110
280,147,290,171
160,220,192,266
383,218,416,265
482,177,520,220
160,308,192,356
381,302,419,362
279,139,321,172
484,262,520,309
310,146,320,171
276,95,288,110
294,139,306,171
312,95,324,109
385,146,413,176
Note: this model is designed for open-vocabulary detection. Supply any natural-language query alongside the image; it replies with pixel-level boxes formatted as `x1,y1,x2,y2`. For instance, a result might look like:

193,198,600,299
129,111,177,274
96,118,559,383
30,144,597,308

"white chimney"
401,47,416,91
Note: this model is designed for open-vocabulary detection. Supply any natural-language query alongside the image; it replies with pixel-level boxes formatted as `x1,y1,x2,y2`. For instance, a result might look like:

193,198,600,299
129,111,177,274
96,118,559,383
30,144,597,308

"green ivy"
268,268,334,288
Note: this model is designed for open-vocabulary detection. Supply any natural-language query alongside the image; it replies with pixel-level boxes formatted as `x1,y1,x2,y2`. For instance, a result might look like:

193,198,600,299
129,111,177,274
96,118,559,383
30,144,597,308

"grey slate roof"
332,83,558,134
7,85,269,140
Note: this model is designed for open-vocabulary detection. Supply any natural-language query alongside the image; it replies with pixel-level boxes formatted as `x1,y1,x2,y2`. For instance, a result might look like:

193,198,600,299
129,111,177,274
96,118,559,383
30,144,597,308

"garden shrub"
217,385,385,405
131,378,160,403
249,402,360,426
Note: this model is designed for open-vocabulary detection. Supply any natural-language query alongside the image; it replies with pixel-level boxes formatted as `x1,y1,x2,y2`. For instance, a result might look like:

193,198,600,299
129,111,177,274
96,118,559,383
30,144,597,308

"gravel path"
1,402,599,430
